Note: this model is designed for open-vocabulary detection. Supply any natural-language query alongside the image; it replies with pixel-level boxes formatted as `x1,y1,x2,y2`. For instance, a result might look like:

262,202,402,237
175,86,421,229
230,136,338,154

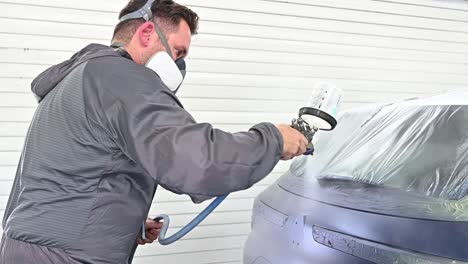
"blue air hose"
141,194,228,245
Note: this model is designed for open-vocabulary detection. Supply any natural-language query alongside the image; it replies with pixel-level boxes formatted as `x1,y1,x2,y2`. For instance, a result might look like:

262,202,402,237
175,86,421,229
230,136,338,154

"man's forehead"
171,21,192,44
178,20,192,38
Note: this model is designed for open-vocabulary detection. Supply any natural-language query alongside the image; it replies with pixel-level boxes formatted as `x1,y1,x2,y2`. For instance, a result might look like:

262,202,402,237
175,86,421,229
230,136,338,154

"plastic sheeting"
286,92,468,220
301,94,468,199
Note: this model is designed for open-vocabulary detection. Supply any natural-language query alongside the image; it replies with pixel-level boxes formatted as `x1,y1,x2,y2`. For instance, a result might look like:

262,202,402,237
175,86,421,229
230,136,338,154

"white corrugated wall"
1,0,467,263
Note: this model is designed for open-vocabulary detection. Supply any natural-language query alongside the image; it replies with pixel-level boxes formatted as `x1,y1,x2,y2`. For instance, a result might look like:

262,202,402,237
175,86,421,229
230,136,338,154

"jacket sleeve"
91,61,283,203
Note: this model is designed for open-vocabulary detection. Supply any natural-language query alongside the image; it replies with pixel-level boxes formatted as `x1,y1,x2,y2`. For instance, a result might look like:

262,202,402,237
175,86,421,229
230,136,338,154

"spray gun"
291,83,342,155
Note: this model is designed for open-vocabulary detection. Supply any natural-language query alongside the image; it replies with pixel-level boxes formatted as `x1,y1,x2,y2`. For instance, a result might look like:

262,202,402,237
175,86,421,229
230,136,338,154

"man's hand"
137,218,163,245
276,124,308,160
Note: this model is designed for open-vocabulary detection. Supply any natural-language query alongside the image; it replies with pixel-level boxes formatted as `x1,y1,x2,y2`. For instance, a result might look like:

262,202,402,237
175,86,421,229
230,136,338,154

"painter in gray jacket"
0,0,308,263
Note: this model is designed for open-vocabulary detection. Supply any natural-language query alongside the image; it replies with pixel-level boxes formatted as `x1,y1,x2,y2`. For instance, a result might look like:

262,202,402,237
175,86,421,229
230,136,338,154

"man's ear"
137,22,155,47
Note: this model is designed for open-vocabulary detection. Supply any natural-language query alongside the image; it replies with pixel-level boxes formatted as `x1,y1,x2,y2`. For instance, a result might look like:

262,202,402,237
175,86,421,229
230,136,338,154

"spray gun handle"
291,117,315,156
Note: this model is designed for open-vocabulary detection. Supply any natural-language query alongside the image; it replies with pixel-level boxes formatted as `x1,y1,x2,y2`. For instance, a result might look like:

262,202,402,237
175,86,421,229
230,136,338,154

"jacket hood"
31,44,125,101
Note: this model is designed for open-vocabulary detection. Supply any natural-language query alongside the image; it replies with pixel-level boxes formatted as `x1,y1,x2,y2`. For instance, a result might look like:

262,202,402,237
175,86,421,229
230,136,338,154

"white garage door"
1,0,467,263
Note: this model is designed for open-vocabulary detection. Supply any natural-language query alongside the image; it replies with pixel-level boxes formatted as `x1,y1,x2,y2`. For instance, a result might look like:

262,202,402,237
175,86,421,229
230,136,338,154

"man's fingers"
138,237,154,244
149,228,160,236
293,136,307,156
137,230,160,245
297,133,308,155
276,124,310,160
145,219,163,229
136,218,164,245
146,231,159,241
298,142,307,155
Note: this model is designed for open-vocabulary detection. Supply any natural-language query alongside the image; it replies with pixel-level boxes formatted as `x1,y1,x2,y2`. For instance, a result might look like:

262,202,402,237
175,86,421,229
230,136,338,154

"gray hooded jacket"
1,44,283,263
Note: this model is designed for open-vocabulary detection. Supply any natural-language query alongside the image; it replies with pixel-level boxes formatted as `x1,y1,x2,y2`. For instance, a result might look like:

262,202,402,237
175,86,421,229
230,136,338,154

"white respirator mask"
145,51,186,93
117,0,187,93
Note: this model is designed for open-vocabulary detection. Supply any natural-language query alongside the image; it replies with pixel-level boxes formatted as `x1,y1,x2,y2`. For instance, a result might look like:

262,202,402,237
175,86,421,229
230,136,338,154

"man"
0,0,308,263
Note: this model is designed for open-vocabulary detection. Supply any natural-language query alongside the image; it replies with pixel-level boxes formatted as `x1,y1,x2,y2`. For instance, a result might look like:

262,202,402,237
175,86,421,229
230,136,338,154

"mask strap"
154,24,173,59
120,0,155,22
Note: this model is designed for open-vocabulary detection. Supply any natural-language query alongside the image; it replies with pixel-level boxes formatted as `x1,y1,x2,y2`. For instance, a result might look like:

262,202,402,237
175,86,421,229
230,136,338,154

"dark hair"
113,0,199,42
